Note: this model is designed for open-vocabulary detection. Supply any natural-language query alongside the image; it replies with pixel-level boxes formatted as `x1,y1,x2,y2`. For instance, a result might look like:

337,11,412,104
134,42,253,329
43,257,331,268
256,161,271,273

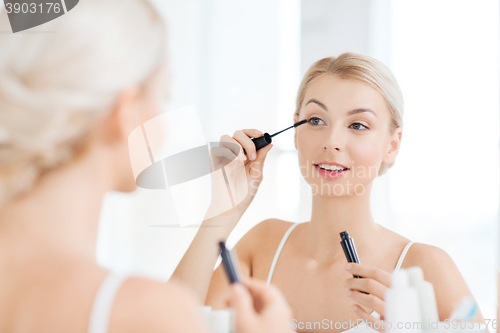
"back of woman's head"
295,52,404,176
0,0,166,205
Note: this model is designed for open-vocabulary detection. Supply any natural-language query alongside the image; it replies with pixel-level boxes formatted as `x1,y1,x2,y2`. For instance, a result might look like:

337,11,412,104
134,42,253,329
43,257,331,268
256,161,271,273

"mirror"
97,0,499,327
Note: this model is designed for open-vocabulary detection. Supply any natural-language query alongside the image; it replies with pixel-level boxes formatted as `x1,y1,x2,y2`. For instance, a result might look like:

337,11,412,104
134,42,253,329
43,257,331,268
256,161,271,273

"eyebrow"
305,99,378,118
305,99,328,110
348,108,378,118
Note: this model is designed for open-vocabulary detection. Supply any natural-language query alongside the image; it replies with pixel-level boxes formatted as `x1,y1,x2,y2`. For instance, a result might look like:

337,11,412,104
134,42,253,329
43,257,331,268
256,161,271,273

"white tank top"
87,272,129,333
266,222,415,333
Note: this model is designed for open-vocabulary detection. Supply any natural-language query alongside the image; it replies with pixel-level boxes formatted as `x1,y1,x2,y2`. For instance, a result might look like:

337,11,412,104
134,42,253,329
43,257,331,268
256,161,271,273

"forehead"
302,74,389,117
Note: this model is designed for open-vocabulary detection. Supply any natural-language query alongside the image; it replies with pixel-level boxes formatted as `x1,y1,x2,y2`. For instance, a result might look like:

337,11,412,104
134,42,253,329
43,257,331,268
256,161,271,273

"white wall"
96,0,301,280
389,0,499,322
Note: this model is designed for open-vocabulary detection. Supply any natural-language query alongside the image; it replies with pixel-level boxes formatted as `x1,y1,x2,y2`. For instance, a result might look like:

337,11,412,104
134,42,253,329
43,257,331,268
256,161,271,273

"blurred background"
96,0,500,324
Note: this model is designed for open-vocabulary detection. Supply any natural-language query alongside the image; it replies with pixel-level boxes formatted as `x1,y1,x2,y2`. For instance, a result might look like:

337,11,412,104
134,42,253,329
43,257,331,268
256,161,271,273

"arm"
205,226,253,309
110,274,294,333
109,278,210,333
205,219,284,309
228,278,293,333
170,212,242,307
170,129,273,305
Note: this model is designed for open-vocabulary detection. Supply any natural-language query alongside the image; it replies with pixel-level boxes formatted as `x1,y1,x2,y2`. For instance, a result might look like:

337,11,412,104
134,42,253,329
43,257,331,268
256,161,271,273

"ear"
98,87,141,146
382,127,402,165
293,113,299,150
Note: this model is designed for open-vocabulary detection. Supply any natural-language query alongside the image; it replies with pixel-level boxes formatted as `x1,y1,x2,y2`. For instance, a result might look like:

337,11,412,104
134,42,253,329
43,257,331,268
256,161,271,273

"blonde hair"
295,52,404,176
0,0,166,205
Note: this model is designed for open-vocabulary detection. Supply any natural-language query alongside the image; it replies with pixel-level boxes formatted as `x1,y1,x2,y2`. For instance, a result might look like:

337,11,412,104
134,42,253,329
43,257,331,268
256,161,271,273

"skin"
202,74,487,332
0,64,209,333
0,61,292,333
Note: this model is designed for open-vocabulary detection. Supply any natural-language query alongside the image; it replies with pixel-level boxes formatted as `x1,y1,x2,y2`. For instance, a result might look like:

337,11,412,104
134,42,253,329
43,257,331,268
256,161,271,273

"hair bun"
0,0,166,206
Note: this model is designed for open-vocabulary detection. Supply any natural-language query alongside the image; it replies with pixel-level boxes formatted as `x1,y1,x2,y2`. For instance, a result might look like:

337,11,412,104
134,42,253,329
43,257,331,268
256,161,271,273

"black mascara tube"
340,231,362,279
219,241,241,284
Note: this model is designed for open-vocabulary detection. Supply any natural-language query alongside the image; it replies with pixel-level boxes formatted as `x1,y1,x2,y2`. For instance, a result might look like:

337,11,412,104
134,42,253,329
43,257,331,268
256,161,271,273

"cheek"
348,138,385,173
351,141,376,159
295,133,309,178
296,131,316,161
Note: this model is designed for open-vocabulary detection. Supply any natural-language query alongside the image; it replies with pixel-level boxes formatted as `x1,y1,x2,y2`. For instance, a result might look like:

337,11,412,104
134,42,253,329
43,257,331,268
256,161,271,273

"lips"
313,161,350,171
313,161,350,179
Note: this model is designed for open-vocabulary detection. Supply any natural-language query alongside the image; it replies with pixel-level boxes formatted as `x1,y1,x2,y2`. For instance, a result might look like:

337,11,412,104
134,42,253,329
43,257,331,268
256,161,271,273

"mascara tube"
219,241,241,284
340,231,362,279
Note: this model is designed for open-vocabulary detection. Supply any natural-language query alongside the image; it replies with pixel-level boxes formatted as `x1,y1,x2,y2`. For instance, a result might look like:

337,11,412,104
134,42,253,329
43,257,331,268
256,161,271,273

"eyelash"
350,122,369,130
308,117,370,130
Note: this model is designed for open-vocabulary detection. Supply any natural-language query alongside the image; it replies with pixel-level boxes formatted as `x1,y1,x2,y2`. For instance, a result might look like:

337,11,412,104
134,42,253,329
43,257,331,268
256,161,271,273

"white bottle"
210,310,232,333
407,266,439,331
385,269,423,333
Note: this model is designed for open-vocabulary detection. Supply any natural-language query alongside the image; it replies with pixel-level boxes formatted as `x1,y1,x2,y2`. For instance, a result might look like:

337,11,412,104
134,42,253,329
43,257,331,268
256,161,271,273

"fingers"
345,263,392,288
230,279,292,326
246,143,273,183
242,279,292,316
219,135,246,162
345,263,390,320
348,289,385,316
345,276,387,300
230,283,255,322
241,279,278,313
253,143,273,165
232,129,263,161
210,146,238,164
353,305,386,332
230,279,293,333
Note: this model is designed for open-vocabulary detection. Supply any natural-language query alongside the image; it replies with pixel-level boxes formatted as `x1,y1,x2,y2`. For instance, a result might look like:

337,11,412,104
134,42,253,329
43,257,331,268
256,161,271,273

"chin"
306,178,372,197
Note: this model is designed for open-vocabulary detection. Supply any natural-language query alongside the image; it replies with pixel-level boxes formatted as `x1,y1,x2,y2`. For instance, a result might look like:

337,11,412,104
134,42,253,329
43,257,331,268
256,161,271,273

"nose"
323,125,344,151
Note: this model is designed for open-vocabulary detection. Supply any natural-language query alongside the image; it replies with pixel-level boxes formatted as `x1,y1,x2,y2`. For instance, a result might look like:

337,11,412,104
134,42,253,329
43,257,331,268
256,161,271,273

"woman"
0,0,293,332
176,53,487,332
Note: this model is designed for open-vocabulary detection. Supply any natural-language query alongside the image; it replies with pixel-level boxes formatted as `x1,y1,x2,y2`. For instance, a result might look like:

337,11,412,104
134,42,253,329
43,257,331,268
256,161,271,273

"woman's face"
293,74,402,197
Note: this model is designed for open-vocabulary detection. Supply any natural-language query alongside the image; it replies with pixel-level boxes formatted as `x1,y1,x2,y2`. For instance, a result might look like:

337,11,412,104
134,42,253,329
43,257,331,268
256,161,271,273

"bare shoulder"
403,243,464,280
402,243,476,320
234,219,297,279
237,219,297,261
109,278,209,333
239,218,296,247
403,243,454,270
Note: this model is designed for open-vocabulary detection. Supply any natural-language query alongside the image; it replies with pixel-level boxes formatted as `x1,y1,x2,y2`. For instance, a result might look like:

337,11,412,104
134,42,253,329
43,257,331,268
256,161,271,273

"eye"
308,117,325,126
350,122,369,130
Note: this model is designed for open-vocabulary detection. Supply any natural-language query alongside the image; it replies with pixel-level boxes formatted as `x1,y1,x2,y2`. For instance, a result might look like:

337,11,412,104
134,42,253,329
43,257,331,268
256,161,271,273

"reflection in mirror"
97,0,498,331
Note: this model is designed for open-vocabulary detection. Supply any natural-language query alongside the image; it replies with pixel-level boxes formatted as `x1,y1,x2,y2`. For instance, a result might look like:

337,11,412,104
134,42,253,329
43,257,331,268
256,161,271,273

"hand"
344,263,392,332
227,278,293,333
205,129,273,220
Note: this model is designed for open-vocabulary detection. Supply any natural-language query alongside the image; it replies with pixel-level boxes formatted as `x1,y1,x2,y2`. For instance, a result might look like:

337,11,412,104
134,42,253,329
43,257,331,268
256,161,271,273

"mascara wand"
244,119,308,153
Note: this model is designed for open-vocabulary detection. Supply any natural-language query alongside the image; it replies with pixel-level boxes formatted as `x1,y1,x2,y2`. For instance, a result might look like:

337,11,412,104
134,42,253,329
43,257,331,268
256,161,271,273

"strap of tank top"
393,241,414,273
267,222,300,285
88,272,129,333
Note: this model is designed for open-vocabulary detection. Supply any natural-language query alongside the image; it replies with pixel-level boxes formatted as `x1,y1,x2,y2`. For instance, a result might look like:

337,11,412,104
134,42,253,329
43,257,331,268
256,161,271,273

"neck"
304,181,380,265
0,149,112,263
